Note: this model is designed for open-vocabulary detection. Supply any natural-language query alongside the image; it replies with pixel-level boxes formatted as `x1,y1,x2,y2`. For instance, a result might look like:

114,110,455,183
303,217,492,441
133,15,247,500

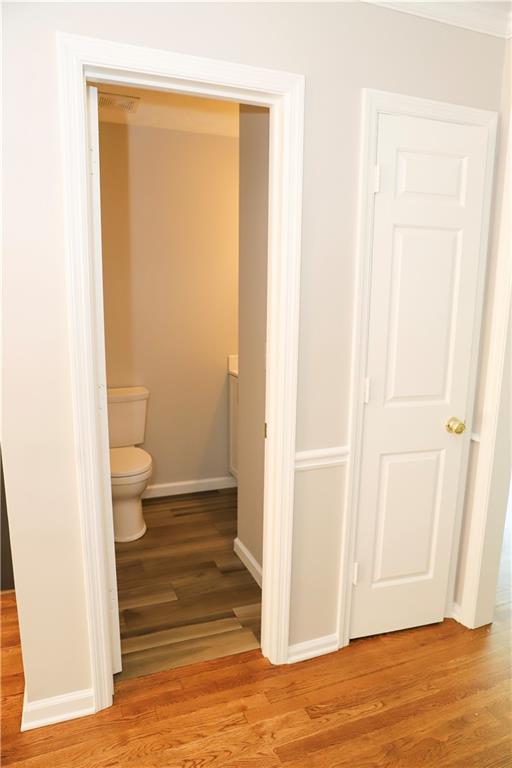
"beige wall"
237,106,269,567
2,2,507,703
99,96,239,487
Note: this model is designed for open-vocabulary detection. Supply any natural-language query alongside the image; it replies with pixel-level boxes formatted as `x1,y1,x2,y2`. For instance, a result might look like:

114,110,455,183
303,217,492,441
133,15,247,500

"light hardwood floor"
1,514,510,766
115,488,261,680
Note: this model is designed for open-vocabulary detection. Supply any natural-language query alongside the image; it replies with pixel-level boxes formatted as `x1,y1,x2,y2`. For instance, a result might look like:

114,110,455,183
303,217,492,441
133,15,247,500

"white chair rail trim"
295,446,349,472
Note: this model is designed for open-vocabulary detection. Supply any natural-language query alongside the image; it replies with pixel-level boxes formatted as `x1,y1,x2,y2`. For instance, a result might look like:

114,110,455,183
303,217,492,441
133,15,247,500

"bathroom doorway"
95,84,269,680
60,35,303,711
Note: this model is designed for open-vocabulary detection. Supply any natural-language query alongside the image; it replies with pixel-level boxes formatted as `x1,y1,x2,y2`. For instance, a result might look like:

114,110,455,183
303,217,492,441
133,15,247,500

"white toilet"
107,386,152,542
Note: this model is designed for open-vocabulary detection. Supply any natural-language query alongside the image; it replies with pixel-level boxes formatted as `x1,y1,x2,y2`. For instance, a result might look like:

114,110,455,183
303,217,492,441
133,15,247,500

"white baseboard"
287,633,339,664
21,687,95,731
143,475,237,499
234,537,262,588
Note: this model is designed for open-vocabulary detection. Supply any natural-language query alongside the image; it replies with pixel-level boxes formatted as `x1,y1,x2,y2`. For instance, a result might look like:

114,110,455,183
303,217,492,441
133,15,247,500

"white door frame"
57,32,304,712
456,113,512,629
337,89,498,647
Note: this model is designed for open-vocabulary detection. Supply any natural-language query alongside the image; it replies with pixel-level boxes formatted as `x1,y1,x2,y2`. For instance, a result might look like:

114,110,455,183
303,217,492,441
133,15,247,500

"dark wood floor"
1,508,510,766
115,488,261,680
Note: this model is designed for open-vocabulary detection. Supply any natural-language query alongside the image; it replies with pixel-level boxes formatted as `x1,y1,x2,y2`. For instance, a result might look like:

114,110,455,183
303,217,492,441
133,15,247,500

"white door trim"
457,113,512,629
338,89,498,647
85,84,123,678
57,32,304,713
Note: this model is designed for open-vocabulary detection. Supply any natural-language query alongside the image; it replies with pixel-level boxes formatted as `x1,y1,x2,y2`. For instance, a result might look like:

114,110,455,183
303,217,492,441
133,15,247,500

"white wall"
99,92,239,488
2,2,506,705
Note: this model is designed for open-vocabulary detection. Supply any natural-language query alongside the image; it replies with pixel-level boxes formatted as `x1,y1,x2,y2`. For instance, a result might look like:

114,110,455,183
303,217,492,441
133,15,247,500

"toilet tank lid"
110,446,152,477
107,386,149,404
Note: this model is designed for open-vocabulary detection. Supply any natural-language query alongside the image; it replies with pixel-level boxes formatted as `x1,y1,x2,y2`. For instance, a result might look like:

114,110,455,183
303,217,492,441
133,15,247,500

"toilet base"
115,521,147,543
112,495,147,543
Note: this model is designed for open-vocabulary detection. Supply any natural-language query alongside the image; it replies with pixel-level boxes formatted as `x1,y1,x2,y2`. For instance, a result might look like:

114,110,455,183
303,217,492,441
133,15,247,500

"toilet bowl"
107,386,152,543
110,446,152,542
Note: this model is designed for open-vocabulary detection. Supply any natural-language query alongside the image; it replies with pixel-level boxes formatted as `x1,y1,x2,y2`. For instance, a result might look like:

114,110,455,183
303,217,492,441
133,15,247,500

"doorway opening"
93,83,271,680
59,33,303,712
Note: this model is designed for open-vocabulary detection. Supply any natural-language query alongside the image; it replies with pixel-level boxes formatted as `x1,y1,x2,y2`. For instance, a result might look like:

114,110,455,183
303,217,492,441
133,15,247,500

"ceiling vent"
98,92,141,113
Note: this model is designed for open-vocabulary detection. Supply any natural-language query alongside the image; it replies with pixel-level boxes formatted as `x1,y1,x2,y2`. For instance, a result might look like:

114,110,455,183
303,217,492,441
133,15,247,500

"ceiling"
95,84,240,138
364,1,512,38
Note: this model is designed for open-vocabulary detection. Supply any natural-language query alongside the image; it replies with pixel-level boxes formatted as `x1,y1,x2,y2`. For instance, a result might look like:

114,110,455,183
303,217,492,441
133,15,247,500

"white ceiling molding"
364,1,512,39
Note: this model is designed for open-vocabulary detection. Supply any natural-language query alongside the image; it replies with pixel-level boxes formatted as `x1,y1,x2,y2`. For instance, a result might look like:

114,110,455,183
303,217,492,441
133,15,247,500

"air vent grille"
98,92,140,113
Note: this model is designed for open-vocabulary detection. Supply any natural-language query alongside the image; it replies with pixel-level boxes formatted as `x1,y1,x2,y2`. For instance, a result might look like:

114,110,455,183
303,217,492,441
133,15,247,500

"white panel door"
350,112,491,638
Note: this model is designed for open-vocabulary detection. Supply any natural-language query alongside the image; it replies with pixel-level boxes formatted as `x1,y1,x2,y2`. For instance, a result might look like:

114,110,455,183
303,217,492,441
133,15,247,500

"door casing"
57,33,304,713
338,89,498,647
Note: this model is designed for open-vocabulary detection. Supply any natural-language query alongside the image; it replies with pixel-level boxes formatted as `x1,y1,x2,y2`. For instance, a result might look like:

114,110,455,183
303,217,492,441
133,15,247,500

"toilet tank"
107,386,149,448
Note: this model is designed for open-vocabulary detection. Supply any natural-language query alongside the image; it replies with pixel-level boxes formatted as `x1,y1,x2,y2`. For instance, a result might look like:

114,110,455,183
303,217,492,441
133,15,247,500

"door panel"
396,150,467,203
350,112,491,639
372,449,444,585
386,227,461,404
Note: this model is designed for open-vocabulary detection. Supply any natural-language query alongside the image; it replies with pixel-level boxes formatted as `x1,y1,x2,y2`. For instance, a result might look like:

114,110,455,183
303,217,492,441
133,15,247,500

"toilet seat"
110,446,152,483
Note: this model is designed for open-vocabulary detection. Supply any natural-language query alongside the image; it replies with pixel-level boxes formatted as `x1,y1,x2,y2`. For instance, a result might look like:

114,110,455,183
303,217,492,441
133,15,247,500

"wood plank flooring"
115,488,261,680
1,511,510,766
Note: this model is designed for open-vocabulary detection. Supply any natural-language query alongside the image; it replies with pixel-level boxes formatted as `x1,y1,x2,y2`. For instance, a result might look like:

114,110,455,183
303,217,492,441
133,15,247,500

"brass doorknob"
445,417,466,435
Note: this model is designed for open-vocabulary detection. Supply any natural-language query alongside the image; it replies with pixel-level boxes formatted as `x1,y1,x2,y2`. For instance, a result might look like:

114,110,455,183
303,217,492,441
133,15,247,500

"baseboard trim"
21,687,95,731
287,633,339,664
143,476,237,499
234,537,262,588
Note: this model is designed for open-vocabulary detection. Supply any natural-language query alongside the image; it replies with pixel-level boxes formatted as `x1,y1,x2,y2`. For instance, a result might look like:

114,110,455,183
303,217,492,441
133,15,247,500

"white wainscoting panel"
288,458,347,650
